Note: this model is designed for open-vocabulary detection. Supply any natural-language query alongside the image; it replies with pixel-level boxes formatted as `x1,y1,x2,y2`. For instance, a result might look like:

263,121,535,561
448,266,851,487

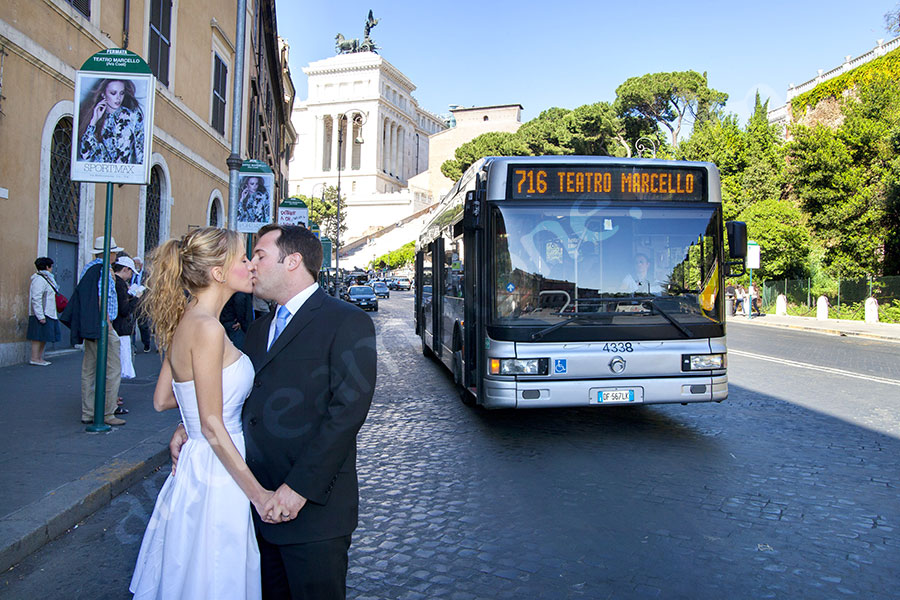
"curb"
737,318,900,344
0,429,172,573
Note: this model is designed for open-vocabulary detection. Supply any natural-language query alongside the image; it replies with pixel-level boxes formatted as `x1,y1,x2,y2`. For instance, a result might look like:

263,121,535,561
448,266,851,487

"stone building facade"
0,0,294,365
288,52,445,242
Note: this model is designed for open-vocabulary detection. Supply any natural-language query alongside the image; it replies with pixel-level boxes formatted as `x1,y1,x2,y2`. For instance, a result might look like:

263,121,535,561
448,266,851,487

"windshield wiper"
648,298,693,337
530,312,608,341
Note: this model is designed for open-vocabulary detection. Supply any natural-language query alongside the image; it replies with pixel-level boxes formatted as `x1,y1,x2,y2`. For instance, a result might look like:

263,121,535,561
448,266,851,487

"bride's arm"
153,358,178,411
192,319,273,517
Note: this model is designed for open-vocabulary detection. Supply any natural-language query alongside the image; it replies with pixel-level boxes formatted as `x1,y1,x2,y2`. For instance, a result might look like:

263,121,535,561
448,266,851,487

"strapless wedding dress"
130,354,261,599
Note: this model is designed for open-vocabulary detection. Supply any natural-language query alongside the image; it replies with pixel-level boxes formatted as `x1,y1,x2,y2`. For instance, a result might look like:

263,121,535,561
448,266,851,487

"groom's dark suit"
242,286,376,597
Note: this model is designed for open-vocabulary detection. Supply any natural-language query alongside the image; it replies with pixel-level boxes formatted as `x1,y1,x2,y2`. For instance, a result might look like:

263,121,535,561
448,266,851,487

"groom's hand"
168,423,188,474
263,483,307,523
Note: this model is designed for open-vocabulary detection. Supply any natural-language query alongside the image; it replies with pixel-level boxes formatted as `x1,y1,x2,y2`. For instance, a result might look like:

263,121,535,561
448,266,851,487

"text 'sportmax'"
509,165,706,202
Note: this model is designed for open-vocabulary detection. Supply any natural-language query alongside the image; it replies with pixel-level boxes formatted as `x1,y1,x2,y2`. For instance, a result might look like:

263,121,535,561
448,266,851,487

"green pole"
86,183,114,433
747,268,753,319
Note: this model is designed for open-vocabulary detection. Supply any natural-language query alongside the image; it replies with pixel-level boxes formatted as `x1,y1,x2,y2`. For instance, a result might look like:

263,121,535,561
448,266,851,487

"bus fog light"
683,354,725,370
491,358,549,375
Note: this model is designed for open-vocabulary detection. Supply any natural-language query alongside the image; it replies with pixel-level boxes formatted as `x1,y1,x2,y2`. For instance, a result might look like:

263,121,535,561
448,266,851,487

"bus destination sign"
508,165,706,202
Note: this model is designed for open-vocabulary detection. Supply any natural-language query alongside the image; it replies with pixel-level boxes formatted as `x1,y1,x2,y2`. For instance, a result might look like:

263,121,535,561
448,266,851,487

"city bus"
415,156,747,409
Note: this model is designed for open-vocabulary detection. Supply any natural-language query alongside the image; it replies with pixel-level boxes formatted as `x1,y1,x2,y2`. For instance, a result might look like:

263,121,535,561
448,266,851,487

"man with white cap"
60,235,126,426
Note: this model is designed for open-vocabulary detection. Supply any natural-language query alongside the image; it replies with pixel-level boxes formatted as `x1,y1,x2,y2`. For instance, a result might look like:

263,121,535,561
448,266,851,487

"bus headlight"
681,353,726,371
490,358,549,376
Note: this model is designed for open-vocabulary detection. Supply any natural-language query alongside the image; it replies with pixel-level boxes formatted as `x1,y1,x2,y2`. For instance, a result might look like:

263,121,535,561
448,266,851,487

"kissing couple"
129,224,377,599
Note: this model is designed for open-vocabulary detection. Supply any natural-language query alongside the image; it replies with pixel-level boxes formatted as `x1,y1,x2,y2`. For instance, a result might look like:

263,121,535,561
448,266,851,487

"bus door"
431,237,444,356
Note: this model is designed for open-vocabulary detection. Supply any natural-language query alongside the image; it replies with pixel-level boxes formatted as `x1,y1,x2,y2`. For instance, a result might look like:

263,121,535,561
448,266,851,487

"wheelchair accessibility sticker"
554,359,567,374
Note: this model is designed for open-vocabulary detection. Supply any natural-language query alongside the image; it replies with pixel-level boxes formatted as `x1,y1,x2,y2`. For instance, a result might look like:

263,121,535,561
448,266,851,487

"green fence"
760,276,900,323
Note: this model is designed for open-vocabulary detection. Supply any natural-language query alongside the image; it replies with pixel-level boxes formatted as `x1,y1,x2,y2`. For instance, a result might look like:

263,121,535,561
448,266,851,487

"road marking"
729,349,900,388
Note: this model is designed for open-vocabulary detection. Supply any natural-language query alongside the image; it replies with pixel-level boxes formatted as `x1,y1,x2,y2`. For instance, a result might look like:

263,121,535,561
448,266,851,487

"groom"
171,224,376,599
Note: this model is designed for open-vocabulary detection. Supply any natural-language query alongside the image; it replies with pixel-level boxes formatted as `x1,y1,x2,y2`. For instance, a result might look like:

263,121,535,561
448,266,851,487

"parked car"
393,277,411,291
343,285,378,311
372,281,390,298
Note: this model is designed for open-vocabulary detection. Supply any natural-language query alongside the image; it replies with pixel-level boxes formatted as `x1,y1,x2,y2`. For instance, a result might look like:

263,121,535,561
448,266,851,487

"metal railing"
760,276,900,323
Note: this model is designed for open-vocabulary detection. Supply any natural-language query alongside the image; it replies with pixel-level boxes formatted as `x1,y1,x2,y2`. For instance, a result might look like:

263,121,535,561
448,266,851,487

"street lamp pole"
333,110,367,296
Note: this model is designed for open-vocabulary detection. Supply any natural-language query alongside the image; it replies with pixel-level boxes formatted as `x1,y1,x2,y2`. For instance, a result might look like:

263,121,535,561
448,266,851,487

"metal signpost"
71,49,155,432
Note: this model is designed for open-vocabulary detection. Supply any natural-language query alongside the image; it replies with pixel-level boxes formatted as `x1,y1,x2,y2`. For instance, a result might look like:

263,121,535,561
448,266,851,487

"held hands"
260,483,307,524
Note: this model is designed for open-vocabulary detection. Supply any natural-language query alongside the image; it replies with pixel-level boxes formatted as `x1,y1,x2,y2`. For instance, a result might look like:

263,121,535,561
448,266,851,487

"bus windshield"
491,203,722,330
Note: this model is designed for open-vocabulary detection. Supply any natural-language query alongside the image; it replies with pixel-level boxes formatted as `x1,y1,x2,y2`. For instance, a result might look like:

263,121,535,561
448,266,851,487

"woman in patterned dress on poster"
78,78,144,164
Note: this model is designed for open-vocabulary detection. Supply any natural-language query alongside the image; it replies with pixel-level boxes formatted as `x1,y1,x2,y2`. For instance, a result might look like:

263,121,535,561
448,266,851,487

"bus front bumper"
481,374,727,409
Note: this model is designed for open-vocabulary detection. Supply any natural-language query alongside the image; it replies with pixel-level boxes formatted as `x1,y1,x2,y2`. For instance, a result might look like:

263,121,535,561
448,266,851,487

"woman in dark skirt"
28,257,62,365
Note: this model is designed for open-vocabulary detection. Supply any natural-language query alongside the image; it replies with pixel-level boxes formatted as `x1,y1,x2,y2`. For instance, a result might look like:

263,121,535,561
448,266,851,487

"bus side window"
444,236,464,298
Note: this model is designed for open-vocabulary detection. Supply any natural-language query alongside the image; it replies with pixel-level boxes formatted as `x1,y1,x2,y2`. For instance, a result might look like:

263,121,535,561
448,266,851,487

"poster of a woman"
236,173,274,233
71,72,154,184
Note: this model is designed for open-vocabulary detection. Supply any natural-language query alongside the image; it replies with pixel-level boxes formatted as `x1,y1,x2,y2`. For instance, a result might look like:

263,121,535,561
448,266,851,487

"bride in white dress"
130,227,273,599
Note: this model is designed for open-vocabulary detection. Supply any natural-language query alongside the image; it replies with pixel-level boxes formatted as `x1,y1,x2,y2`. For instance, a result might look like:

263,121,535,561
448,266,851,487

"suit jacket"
242,286,376,545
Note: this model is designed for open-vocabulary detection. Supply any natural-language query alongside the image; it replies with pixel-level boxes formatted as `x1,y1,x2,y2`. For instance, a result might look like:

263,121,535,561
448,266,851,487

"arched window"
145,166,162,252
209,198,220,227
48,118,80,244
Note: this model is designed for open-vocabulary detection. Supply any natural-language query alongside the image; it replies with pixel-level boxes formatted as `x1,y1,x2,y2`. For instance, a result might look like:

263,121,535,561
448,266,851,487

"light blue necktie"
270,305,291,349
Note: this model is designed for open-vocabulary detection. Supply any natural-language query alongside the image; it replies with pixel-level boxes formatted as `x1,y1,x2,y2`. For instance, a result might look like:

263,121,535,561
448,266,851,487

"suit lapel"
246,310,274,371
254,288,326,372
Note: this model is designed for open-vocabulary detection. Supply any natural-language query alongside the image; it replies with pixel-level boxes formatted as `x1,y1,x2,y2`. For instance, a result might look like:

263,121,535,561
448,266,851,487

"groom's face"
250,230,284,301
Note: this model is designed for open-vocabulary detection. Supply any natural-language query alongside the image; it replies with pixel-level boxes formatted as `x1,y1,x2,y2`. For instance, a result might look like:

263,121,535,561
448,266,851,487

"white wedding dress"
130,354,261,600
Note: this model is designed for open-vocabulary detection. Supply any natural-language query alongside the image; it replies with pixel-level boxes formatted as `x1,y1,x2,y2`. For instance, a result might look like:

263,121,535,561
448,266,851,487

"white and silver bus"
415,156,747,409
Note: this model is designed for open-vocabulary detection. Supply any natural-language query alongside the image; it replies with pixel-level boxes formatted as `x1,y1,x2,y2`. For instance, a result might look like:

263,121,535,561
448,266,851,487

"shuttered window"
212,54,228,135
64,0,90,19
149,0,172,86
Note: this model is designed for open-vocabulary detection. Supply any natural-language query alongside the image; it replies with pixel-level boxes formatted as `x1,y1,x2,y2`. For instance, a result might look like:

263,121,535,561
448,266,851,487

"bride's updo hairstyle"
143,227,245,352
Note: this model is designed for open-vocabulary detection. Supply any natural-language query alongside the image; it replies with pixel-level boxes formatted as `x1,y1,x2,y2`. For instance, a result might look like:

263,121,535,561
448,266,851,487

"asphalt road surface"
3,292,899,599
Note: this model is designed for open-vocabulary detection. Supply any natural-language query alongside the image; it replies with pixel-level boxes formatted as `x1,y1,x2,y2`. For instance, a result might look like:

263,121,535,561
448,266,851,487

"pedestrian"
59,235,125,426
169,224,377,599
130,227,271,599
733,286,743,317
750,282,761,316
27,256,62,366
131,256,153,352
112,256,139,384
220,290,254,351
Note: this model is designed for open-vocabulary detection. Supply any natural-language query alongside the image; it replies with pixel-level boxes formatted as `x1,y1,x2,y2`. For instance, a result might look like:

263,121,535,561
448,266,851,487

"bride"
130,227,271,599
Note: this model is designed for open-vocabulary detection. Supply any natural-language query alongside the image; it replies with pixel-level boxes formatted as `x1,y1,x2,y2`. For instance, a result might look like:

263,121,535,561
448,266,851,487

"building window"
212,54,228,134
483,115,489,121
64,0,90,18
149,0,172,86
145,167,162,252
48,118,80,242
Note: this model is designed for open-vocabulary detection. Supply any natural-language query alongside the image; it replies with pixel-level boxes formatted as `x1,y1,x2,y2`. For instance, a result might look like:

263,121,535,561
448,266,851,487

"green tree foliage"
615,71,728,148
370,240,415,269
440,131,529,181
787,74,900,277
293,186,347,245
738,198,811,279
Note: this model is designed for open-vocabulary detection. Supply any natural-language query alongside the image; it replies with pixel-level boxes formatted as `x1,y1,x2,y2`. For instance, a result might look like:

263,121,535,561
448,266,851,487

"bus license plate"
596,389,636,404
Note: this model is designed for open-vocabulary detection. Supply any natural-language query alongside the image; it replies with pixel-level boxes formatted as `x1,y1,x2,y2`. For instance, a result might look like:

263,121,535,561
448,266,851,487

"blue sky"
275,1,897,127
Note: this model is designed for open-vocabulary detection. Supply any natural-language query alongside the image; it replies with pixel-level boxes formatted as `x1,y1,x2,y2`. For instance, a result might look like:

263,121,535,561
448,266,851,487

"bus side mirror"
726,221,747,259
725,221,747,277
463,190,482,231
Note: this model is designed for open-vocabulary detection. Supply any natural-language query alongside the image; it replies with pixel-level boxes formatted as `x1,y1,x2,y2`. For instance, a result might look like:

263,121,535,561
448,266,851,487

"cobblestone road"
3,291,899,599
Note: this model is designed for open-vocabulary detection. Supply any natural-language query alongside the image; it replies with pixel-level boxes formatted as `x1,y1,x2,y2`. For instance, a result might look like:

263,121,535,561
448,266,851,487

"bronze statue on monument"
335,10,379,55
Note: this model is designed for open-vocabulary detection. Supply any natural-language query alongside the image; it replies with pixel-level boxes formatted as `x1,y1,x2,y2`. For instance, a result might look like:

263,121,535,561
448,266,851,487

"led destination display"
508,165,706,201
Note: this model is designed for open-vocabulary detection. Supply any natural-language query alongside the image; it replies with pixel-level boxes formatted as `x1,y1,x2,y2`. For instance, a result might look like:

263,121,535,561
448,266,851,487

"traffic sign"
747,240,761,270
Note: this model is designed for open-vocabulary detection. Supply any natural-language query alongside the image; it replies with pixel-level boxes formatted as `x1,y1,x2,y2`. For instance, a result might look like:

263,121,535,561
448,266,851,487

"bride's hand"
253,490,276,522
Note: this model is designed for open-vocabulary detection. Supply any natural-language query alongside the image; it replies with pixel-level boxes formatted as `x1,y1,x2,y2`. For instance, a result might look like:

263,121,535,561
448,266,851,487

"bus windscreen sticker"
554,359,568,374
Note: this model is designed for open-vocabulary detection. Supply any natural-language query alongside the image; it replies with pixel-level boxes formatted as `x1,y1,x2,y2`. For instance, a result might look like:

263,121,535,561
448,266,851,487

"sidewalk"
728,312,900,343
0,346,179,572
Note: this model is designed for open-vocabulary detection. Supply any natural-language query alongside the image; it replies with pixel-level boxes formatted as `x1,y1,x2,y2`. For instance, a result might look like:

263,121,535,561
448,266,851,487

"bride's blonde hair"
142,227,245,352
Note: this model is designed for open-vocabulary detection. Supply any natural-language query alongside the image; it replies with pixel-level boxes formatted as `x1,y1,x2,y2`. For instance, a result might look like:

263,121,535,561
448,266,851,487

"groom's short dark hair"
257,224,323,278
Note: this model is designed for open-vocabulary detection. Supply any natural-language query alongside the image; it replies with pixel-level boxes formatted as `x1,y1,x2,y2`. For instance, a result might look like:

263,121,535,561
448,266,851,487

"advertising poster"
71,50,155,184
236,171,275,233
